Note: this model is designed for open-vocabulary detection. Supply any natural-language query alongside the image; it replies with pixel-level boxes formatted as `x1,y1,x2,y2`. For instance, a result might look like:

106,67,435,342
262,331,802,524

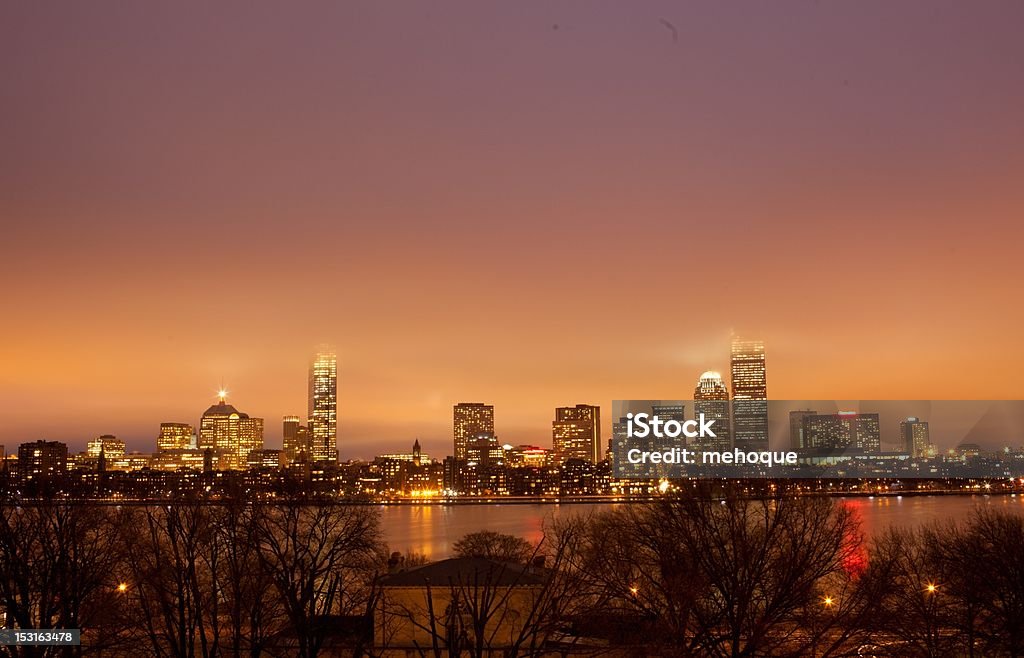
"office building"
693,372,731,450
552,404,601,463
466,435,504,467
18,440,68,480
199,393,264,470
900,417,933,457
86,434,126,459
731,337,769,450
789,410,817,450
651,403,686,449
282,415,311,462
158,423,195,451
247,449,284,469
453,402,495,461
803,411,881,452
309,347,338,463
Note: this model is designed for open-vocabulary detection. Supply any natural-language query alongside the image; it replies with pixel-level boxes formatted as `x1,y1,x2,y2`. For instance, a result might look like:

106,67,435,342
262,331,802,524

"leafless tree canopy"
450,530,534,564
1,494,1023,657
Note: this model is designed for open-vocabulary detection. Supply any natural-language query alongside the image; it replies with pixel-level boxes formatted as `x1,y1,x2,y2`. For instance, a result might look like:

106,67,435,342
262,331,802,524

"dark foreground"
1,487,1022,657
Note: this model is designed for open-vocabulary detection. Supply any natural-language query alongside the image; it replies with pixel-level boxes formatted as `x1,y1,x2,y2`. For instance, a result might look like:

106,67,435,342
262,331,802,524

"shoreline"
3,489,1021,506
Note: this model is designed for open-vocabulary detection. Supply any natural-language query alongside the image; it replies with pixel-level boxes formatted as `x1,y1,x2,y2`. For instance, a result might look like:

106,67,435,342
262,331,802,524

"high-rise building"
693,372,731,450
900,417,933,457
789,410,817,450
157,423,195,451
552,404,602,463
199,393,264,470
308,347,338,463
453,402,495,461
18,440,68,480
803,411,881,452
282,415,311,463
731,337,769,450
86,434,126,459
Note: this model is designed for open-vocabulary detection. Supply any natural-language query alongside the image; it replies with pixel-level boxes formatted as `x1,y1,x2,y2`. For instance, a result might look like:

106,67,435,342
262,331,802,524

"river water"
378,494,1024,559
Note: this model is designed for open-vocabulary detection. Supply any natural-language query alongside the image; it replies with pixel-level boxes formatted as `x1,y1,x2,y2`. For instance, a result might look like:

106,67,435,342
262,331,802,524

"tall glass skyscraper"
730,337,769,450
308,346,338,463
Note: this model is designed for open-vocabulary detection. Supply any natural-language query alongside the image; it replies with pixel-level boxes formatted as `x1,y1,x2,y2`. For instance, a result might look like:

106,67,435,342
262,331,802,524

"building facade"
86,434,126,459
453,402,495,461
198,396,264,469
282,415,311,463
308,347,338,463
789,410,817,450
730,337,769,450
900,417,933,457
693,372,731,450
803,411,881,452
551,404,601,463
18,440,68,481
157,423,195,451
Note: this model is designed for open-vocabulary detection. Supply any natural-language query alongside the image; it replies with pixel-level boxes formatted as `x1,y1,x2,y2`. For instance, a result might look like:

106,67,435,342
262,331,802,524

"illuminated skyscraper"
693,372,731,450
157,423,195,451
86,434,126,459
199,393,264,469
730,337,769,450
900,417,933,457
282,415,311,463
308,347,338,463
552,404,602,463
453,402,495,461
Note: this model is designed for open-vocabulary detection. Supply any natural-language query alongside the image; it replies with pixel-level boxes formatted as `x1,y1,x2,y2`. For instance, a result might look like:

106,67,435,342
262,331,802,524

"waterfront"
379,494,1024,558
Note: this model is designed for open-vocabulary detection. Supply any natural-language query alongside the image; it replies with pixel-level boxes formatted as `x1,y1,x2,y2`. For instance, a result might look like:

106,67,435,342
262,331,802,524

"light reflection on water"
378,495,1024,559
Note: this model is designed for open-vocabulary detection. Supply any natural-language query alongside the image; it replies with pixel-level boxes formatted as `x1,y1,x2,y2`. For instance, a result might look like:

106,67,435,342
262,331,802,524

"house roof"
381,557,548,587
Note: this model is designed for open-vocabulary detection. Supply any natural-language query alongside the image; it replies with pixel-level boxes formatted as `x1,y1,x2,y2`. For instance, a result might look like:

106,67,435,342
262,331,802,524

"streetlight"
925,582,937,594
116,582,128,594
822,595,834,608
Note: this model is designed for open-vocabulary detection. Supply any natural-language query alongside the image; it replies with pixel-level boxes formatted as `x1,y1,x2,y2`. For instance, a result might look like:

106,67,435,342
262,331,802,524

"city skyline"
5,342,1024,460
4,3,1024,457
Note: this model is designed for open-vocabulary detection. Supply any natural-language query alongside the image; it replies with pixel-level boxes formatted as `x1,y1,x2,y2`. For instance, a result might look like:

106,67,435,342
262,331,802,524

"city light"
822,595,834,607
117,582,128,593
926,583,938,594
629,585,639,596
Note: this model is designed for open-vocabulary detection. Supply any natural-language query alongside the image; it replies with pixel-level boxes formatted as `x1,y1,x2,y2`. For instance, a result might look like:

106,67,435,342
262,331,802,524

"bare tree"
209,503,280,658
451,531,533,564
253,503,382,658
561,487,864,657
926,510,1024,657
122,502,222,658
0,502,131,658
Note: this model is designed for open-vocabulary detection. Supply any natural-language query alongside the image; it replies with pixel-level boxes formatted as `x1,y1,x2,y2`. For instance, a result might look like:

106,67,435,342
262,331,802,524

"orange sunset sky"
2,2,1023,458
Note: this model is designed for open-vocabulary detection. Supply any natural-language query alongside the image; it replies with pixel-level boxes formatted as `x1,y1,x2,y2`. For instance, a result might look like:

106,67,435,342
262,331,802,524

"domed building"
198,393,264,470
693,371,731,450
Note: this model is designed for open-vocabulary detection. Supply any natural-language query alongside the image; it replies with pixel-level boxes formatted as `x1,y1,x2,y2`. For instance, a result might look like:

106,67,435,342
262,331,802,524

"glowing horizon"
2,2,1024,458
